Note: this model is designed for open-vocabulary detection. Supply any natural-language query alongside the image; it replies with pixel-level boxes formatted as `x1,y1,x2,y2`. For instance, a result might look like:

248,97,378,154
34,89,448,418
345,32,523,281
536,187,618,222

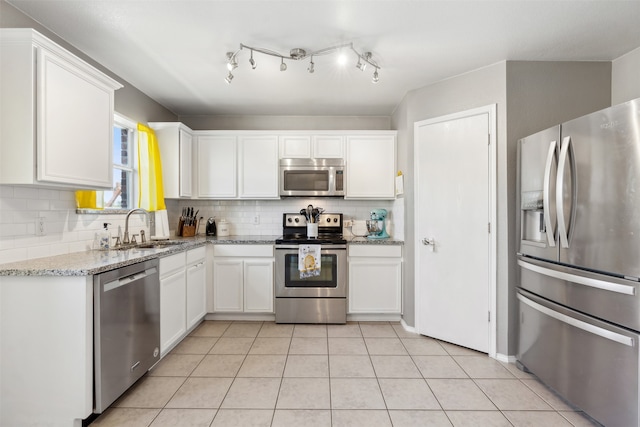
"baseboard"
205,313,276,322
400,318,416,333
495,353,517,364
347,313,402,322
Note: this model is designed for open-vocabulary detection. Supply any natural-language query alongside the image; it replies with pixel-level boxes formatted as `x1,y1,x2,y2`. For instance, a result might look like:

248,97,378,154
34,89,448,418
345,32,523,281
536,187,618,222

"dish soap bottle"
98,223,111,250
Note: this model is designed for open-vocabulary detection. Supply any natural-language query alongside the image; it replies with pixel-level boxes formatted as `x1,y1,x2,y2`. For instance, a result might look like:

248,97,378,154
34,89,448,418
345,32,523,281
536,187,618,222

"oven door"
275,244,347,298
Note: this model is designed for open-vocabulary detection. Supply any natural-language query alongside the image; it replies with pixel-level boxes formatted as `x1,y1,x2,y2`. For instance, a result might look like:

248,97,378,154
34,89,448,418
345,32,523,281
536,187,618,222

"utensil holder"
307,223,318,238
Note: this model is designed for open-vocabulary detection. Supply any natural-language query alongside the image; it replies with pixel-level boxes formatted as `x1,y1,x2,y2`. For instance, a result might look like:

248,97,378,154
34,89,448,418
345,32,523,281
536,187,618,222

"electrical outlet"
253,215,260,225
36,217,46,236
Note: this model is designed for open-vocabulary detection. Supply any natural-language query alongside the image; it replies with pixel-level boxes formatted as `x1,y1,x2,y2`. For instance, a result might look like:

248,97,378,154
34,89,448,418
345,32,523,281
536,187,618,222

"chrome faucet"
123,208,150,245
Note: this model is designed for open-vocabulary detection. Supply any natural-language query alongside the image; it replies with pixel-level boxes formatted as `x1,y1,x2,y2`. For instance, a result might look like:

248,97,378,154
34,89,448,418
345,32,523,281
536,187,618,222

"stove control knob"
326,218,331,223
287,218,292,223
333,218,338,222
294,218,299,223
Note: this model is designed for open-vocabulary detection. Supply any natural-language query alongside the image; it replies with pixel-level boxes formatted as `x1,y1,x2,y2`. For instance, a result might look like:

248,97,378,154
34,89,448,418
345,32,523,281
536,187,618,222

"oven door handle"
275,244,347,250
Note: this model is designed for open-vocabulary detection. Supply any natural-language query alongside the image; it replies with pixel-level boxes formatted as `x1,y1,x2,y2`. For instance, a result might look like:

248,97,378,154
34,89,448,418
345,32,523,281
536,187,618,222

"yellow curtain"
137,123,166,211
75,190,104,209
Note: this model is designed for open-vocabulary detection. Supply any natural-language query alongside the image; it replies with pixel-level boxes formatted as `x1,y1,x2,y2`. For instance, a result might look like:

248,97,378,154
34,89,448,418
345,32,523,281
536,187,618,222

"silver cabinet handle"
518,259,635,296
542,140,557,247
422,238,434,246
517,293,634,347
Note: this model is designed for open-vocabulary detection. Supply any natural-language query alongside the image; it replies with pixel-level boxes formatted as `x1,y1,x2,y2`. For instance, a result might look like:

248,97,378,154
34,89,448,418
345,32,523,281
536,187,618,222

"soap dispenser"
98,223,111,250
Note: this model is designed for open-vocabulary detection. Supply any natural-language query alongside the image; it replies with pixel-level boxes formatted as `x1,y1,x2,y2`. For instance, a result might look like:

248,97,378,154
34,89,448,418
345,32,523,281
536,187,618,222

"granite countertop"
0,234,403,277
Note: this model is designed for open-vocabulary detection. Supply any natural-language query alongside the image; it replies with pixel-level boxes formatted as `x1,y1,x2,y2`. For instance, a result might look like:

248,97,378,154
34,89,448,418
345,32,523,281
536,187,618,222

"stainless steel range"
275,213,347,324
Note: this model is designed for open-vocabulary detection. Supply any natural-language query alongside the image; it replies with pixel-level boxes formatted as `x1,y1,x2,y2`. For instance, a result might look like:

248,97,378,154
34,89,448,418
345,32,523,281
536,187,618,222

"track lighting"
224,42,380,83
226,52,237,71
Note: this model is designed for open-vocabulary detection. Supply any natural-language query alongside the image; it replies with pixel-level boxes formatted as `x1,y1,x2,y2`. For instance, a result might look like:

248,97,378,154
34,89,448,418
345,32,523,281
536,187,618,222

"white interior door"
414,106,494,353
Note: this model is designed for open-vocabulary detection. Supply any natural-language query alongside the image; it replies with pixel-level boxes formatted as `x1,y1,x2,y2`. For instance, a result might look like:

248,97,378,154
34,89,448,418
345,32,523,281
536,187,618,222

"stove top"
276,213,345,245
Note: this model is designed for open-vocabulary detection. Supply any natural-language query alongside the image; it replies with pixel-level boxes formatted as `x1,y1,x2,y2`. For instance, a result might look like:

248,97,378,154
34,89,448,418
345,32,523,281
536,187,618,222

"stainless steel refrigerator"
517,97,640,427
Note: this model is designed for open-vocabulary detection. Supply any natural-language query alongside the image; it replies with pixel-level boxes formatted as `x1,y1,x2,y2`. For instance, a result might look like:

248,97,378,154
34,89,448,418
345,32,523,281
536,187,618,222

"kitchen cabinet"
345,133,397,199
278,133,344,158
197,134,237,198
196,132,279,199
1,275,94,426
150,122,193,198
0,28,122,189
348,245,402,315
160,252,187,355
159,246,207,355
213,245,274,313
186,247,207,329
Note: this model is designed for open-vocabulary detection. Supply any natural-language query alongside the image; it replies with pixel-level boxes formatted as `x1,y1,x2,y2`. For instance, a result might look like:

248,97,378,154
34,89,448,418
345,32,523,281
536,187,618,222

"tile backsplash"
0,184,403,264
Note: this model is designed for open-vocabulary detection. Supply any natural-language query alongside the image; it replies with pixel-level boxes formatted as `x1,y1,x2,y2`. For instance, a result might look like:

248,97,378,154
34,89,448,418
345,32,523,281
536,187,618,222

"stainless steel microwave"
280,158,345,197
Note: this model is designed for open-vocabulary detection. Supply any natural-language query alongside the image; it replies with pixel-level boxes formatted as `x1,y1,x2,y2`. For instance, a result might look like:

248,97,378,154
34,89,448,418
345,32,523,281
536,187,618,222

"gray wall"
393,60,612,357
181,115,390,131
391,62,508,352
505,61,611,355
0,0,177,124
612,46,640,105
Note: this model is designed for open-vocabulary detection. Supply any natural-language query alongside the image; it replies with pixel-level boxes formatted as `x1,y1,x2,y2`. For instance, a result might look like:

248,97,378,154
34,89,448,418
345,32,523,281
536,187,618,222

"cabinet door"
186,260,206,329
179,129,193,197
279,135,311,158
37,47,113,188
160,270,186,354
239,135,279,199
345,135,396,199
213,259,244,312
313,135,344,158
197,135,237,198
244,259,274,313
348,259,402,313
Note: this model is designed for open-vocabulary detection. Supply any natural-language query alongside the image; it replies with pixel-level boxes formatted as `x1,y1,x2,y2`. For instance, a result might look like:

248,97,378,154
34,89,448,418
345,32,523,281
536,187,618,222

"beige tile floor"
92,321,602,427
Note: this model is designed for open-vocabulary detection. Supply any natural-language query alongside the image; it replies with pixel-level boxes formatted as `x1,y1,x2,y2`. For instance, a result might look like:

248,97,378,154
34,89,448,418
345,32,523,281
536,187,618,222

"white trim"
413,104,498,359
400,318,416,333
347,313,401,322
495,353,517,364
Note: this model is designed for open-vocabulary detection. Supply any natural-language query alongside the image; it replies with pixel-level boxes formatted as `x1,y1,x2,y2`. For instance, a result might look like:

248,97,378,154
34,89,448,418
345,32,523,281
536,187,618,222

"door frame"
413,104,497,358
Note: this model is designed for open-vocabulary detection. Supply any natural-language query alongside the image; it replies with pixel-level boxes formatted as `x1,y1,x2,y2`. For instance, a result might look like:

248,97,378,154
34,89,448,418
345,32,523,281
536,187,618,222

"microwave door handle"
543,140,557,247
328,167,335,196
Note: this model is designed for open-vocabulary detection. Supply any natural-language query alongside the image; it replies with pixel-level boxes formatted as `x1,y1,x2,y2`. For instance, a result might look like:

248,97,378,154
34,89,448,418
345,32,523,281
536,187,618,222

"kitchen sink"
115,241,185,250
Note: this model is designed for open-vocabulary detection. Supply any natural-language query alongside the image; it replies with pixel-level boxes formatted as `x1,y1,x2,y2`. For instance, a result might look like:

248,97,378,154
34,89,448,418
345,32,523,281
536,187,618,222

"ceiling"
7,1,640,117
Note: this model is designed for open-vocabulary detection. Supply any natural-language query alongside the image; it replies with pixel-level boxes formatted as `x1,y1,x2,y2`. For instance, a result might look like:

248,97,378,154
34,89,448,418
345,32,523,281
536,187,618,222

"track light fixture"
249,49,257,69
224,42,380,84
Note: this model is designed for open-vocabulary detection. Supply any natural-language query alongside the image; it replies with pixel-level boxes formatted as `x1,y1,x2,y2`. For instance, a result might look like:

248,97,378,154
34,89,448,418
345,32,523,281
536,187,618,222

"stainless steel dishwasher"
94,259,160,413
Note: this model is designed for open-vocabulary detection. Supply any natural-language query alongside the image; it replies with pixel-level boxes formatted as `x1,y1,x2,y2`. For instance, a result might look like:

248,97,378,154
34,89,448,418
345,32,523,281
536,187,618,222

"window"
104,114,137,209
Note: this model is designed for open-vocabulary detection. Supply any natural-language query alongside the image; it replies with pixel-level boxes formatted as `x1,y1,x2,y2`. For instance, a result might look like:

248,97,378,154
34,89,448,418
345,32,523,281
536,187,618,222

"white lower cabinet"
348,245,402,314
160,246,207,355
186,247,207,329
213,245,274,313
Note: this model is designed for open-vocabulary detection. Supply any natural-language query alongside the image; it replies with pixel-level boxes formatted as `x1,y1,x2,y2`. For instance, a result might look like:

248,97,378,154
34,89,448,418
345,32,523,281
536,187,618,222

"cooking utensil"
307,204,313,222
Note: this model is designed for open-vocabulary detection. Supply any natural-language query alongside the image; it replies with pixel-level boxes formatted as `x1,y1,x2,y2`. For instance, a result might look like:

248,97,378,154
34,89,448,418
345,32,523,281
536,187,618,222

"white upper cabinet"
0,29,122,189
345,133,397,199
239,135,279,199
279,133,344,159
196,134,237,198
150,122,193,198
196,132,279,199
312,135,344,158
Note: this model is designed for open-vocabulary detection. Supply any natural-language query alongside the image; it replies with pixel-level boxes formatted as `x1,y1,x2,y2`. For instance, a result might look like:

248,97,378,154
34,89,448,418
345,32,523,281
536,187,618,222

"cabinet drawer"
349,245,401,258
186,246,206,264
160,252,186,277
213,244,273,257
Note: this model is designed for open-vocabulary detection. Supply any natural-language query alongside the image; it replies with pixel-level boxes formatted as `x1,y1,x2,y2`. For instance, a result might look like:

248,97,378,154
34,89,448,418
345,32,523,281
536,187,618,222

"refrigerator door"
517,125,561,261
517,288,639,427
518,255,640,331
559,98,640,279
